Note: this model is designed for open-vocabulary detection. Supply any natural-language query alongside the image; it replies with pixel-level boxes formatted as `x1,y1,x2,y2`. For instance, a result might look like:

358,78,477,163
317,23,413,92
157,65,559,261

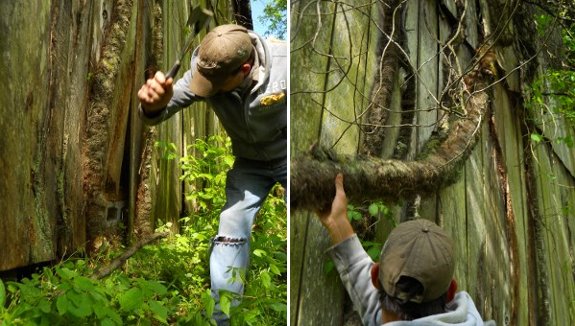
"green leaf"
149,300,168,323
201,289,215,318
269,263,281,275
101,318,116,326
270,302,287,312
38,298,51,313
531,133,543,143
56,267,75,280
324,261,335,274
145,280,168,296
119,287,144,311
56,295,69,315
98,307,122,325
73,276,94,292
68,294,92,318
0,279,5,307
224,156,235,167
253,249,266,257
348,210,362,221
260,271,272,289
220,294,231,317
367,247,381,261
93,303,106,319
368,203,380,217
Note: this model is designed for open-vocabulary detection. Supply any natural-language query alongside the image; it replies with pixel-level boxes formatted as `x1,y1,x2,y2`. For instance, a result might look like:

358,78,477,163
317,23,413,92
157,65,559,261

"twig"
92,231,169,279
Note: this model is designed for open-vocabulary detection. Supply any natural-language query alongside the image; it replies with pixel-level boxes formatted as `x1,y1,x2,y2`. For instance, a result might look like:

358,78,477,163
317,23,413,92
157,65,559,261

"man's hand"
137,71,174,113
316,173,354,245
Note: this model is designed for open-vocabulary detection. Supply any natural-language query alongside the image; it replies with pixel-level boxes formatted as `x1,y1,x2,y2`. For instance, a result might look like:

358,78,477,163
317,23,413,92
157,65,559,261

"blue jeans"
210,157,286,324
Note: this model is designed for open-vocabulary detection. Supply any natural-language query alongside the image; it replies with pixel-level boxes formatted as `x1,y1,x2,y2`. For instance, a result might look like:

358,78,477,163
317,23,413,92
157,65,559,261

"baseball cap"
379,219,454,303
190,24,254,97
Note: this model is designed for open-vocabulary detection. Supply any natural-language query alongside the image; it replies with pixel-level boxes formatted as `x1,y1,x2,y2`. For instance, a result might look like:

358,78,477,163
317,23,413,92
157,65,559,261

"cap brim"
190,64,224,98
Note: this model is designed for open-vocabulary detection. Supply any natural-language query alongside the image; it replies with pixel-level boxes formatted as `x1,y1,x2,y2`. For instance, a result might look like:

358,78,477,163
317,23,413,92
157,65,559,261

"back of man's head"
378,219,455,319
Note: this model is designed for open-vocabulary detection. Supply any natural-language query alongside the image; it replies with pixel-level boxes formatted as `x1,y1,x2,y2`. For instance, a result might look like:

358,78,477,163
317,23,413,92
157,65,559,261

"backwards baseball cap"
190,24,254,97
379,219,454,303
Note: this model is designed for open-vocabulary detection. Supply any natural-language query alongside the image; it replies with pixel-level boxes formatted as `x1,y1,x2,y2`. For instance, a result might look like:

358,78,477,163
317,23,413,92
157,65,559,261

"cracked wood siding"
290,0,381,324
290,0,341,323
290,0,575,325
0,0,229,271
0,1,54,270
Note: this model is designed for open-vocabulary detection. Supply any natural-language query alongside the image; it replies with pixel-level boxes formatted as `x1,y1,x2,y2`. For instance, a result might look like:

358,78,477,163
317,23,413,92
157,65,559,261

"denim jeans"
210,157,286,324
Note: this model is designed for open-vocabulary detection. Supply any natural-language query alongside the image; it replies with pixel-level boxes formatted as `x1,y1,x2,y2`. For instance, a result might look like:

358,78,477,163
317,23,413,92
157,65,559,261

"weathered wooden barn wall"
290,0,575,325
290,0,379,323
0,1,55,271
0,0,230,272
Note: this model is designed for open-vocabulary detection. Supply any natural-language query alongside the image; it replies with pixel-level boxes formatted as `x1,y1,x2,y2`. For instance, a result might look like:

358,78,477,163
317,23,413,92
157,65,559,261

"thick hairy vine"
291,54,495,211
359,0,404,157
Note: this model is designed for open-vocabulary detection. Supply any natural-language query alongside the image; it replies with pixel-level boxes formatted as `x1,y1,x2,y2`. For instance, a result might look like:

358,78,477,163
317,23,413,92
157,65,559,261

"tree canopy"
256,0,287,39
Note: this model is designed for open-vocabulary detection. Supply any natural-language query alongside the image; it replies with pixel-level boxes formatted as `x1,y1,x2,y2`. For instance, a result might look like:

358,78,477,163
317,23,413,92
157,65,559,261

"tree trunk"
232,0,253,30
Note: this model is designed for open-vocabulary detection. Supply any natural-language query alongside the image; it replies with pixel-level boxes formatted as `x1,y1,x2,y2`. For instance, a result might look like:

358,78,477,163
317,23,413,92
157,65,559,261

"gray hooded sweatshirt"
329,235,496,326
140,31,287,162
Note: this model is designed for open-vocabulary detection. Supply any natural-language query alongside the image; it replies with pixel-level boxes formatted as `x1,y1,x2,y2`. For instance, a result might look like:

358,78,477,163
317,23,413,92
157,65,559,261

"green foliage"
155,141,178,161
234,187,287,325
525,68,575,126
0,279,5,308
363,202,391,261
180,134,234,211
257,0,287,39
347,204,363,222
324,201,392,274
1,134,286,325
0,260,170,325
525,13,575,146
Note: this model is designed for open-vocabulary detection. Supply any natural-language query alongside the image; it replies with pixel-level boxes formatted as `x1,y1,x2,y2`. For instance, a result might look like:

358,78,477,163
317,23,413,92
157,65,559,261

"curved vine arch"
290,0,496,211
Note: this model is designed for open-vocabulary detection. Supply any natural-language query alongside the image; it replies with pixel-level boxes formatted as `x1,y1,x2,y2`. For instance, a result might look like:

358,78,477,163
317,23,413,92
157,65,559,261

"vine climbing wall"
290,0,575,325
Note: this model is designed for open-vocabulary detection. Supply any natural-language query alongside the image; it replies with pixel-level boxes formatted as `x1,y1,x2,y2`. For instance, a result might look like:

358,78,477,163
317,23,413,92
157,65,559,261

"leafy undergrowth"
0,135,287,325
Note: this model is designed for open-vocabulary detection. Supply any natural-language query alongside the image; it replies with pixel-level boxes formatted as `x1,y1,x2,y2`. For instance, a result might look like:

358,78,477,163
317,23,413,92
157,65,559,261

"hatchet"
166,5,213,79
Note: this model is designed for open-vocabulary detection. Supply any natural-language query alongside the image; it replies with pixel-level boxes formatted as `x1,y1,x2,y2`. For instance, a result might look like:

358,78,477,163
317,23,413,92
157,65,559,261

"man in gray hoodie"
317,174,495,325
137,24,286,325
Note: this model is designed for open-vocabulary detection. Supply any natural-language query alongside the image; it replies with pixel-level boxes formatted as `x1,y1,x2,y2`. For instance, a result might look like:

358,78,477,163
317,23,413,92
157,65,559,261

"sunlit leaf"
119,287,144,311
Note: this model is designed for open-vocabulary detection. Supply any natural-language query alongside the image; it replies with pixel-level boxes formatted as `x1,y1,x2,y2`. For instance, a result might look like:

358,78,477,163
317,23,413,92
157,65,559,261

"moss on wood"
84,0,134,250
360,0,404,157
291,64,493,211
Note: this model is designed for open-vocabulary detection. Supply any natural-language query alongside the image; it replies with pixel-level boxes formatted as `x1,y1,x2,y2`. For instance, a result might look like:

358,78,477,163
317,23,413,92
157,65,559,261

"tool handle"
166,60,181,79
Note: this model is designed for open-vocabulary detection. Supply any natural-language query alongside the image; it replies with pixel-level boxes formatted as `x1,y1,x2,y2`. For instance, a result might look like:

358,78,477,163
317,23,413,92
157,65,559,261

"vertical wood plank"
291,0,384,324
533,141,575,325
0,1,54,270
290,0,344,323
493,83,530,325
290,0,335,322
150,0,189,230
416,0,440,221
415,0,439,152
